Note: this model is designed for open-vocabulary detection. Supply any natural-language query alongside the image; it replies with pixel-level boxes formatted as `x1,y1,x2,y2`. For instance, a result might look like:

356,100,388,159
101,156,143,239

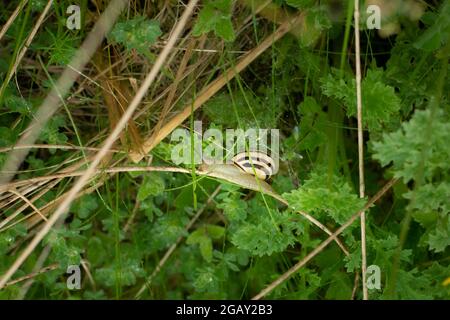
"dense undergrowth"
0,0,449,299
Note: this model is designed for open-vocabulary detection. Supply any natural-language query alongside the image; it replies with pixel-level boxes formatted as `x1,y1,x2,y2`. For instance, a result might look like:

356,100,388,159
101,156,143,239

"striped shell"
232,151,276,181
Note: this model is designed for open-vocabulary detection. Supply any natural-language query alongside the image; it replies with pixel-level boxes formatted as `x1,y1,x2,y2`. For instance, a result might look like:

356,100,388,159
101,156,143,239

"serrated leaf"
427,219,450,253
217,193,248,221
344,248,361,273
283,170,366,225
321,68,401,134
192,0,235,42
372,109,450,183
230,209,300,256
137,173,165,201
39,114,68,146
4,95,33,115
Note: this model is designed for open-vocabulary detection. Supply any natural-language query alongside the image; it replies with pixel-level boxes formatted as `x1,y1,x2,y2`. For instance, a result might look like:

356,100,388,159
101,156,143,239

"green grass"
0,0,449,300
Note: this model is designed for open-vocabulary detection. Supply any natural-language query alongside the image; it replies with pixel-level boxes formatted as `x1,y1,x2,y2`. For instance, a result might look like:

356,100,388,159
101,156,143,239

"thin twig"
0,166,191,193
1,164,351,260
274,196,350,256
0,0,29,42
0,0,128,187
0,0,199,290
0,144,124,154
135,185,222,299
151,38,198,146
123,200,141,233
3,263,58,289
16,216,66,299
8,189,48,222
25,176,109,231
298,210,349,256
351,272,360,300
252,179,397,300
0,0,52,93
129,12,306,163
354,0,368,300
16,247,53,299
0,179,60,231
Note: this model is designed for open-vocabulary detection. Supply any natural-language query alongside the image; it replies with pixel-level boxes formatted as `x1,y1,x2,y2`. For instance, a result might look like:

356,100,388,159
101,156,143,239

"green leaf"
39,114,68,146
186,228,206,245
344,248,361,273
109,16,162,54
203,91,281,128
140,211,188,252
405,182,450,215
31,0,47,12
283,170,366,225
0,223,26,255
214,18,235,42
217,191,248,221
44,229,82,269
71,194,99,219
140,198,164,222
286,0,315,9
427,219,450,253
187,225,225,262
0,127,18,147
192,0,235,42
34,29,80,66
193,267,220,292
87,237,107,266
83,290,107,300
393,269,433,299
384,44,429,113
414,2,450,52
199,238,213,262
230,209,302,257
295,96,328,152
300,6,332,46
4,95,33,115
137,173,165,201
206,224,225,239
321,68,401,135
372,109,450,183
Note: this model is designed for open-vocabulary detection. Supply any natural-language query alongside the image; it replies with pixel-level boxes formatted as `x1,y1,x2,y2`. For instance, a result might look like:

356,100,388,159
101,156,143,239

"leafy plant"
109,16,162,54
0,0,449,301
192,0,235,41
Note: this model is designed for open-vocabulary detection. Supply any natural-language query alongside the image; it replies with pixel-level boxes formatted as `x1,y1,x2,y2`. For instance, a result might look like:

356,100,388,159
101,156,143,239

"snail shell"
232,151,276,181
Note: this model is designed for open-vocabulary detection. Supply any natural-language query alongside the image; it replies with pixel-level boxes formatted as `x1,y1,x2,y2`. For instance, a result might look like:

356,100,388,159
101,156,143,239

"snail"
231,151,277,181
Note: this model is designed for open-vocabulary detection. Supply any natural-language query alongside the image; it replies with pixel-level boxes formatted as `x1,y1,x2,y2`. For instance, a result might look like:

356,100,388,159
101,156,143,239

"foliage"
373,109,450,253
109,16,162,55
0,0,449,301
321,68,401,136
192,0,235,42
